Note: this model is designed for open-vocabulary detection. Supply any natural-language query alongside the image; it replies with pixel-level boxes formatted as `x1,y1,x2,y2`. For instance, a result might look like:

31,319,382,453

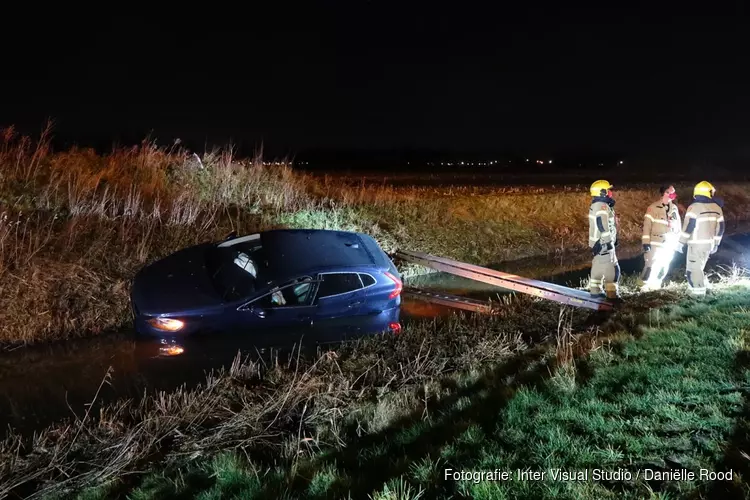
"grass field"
3,126,750,498
3,124,750,346
3,272,749,499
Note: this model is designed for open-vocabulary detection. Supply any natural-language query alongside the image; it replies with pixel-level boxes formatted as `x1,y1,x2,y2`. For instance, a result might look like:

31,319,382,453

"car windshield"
205,241,269,302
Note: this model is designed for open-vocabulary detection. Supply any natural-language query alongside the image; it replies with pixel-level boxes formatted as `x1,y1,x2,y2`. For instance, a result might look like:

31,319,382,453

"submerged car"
130,229,403,341
139,308,402,360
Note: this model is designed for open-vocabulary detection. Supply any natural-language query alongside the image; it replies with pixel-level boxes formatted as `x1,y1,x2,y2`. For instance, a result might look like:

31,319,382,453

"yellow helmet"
590,179,613,197
693,181,716,198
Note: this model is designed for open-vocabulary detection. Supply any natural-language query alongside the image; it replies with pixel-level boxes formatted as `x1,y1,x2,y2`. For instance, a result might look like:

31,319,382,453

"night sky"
3,3,749,165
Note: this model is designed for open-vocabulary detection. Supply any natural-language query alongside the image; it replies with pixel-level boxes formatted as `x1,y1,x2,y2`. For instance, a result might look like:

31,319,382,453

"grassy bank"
3,125,750,347
0,292,583,498
3,272,749,498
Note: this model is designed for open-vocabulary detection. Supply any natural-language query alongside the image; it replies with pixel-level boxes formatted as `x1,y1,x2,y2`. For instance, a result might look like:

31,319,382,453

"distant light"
526,158,529,162
619,160,624,164
548,160,552,164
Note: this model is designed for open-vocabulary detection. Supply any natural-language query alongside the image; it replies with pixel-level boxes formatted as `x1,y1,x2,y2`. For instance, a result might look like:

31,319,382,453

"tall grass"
0,126,313,346
3,124,750,347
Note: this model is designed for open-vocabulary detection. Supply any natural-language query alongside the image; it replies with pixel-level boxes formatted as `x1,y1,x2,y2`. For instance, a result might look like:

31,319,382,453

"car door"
230,278,319,349
313,272,366,320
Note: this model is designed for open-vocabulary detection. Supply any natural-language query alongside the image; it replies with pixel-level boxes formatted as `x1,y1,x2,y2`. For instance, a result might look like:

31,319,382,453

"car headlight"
147,317,185,332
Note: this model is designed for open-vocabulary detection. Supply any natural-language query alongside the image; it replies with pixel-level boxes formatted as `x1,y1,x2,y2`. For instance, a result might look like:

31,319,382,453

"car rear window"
317,273,362,298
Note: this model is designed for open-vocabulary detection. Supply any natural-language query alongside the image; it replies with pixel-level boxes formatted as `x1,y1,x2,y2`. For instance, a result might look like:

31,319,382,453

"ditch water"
1,237,747,438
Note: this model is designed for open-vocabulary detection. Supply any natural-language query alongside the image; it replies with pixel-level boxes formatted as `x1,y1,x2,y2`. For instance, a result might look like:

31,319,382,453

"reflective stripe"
596,211,609,216
680,232,691,239
686,212,697,219
696,217,718,222
688,239,714,244
601,232,610,237
642,235,651,241
645,214,669,225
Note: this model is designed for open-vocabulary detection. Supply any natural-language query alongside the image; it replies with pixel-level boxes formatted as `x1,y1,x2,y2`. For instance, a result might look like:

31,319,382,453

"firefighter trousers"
640,247,655,280
590,250,620,298
686,244,711,297
641,245,674,288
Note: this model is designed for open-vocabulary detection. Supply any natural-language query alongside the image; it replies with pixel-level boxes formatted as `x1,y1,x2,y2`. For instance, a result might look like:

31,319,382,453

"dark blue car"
130,229,403,343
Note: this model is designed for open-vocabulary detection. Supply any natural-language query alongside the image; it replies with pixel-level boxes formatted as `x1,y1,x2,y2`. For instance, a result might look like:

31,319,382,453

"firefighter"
639,185,681,290
676,181,725,297
588,180,620,299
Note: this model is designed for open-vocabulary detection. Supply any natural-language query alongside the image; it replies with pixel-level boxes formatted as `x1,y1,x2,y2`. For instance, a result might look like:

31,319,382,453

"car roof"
219,229,384,281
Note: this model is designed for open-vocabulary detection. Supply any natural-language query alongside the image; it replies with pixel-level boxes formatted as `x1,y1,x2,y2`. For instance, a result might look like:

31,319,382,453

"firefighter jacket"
589,197,617,250
678,196,725,249
642,200,681,246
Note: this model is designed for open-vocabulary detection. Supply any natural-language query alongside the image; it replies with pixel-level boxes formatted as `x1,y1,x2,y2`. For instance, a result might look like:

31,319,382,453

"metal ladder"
396,249,613,312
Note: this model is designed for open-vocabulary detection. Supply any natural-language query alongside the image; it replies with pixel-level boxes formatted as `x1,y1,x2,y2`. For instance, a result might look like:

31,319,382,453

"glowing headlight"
147,317,185,332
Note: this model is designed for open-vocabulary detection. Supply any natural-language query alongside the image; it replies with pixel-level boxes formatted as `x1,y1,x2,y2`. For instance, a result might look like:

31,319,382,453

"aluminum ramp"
395,249,613,311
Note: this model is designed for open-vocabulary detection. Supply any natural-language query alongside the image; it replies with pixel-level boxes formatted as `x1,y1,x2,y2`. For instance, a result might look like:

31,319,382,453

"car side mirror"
251,306,266,319
224,231,237,241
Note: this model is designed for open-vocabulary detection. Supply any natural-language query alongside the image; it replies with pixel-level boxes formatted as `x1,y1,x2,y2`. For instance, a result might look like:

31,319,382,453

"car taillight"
389,322,402,334
384,271,402,299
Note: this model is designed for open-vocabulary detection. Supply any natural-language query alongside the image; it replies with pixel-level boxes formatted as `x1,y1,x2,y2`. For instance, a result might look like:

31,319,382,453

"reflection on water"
400,299,457,318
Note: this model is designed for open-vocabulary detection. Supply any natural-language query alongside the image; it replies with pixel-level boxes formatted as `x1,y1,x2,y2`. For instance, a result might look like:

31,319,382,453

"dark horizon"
3,3,749,169
3,120,746,175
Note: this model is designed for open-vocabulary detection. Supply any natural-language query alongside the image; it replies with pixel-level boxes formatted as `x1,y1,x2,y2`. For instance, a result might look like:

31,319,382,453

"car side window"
316,273,363,299
359,273,376,287
253,281,314,309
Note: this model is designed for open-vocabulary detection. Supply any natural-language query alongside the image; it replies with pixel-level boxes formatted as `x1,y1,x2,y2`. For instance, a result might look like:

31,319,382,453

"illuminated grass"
51,283,749,500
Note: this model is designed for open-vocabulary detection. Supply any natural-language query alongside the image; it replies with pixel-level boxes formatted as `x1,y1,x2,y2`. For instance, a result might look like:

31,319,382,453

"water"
0,312,402,437
2,236,747,438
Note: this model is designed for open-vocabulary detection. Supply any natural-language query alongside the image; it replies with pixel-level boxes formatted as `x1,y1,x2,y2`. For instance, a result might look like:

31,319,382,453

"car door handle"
348,301,362,308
